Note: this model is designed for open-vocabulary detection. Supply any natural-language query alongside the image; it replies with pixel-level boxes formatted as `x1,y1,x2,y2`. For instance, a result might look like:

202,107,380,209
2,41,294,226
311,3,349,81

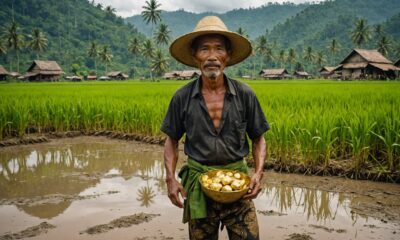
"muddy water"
0,137,399,240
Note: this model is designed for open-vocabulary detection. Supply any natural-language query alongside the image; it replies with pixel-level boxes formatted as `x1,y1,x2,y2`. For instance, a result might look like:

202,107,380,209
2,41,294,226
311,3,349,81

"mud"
0,222,55,240
0,136,399,240
80,213,160,235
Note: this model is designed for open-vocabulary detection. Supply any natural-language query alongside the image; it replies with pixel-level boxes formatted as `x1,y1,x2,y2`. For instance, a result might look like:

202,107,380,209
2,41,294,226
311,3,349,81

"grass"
0,79,399,173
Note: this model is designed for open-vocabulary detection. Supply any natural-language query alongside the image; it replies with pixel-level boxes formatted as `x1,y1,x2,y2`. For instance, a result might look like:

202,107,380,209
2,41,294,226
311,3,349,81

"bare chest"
203,93,225,130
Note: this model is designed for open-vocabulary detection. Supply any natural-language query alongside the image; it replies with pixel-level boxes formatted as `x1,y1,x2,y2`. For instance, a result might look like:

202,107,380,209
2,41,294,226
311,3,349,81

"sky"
93,0,321,18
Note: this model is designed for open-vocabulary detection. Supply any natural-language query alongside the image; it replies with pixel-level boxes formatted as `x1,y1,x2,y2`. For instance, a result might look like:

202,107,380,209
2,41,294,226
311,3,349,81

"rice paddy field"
0,79,399,176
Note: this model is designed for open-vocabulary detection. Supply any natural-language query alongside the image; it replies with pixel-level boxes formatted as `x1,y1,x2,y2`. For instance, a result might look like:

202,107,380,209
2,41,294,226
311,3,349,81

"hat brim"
169,30,252,68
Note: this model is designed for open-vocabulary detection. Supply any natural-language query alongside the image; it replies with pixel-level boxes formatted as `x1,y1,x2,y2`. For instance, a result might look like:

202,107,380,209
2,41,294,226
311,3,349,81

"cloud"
94,0,319,18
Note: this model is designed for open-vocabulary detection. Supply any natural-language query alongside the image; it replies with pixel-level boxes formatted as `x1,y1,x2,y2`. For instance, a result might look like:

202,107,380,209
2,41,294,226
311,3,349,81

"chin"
203,70,222,80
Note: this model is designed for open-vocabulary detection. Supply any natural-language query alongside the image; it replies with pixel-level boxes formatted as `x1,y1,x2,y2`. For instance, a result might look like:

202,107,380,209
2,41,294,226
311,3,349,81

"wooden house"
259,68,290,79
0,65,8,81
336,49,399,80
22,60,63,81
107,71,128,80
293,71,311,79
85,75,97,80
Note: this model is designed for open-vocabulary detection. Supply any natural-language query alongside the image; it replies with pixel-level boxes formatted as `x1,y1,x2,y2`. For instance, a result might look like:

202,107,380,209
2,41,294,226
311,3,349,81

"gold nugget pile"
201,170,247,192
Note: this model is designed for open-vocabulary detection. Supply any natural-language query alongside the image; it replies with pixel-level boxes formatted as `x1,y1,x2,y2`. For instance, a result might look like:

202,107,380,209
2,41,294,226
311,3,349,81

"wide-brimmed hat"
169,16,252,68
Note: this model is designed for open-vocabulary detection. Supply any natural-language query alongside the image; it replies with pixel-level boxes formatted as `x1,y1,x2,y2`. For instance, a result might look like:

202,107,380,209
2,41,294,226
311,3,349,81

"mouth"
204,63,220,69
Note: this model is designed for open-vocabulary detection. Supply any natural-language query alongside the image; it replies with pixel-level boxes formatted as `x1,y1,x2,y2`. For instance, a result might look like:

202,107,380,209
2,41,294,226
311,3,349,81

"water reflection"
0,138,386,229
0,139,167,219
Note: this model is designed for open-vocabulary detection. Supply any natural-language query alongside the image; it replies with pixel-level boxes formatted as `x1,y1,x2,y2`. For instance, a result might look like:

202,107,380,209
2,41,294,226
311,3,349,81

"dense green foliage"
0,80,399,172
126,3,308,39
0,0,145,75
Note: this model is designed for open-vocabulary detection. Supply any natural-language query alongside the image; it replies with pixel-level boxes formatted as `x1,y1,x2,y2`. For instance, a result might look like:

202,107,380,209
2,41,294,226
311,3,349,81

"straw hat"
169,16,252,68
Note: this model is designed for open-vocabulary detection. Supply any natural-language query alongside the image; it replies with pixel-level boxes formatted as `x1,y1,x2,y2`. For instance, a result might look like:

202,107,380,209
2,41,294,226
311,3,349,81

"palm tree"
3,21,25,72
288,48,296,72
142,39,155,80
256,36,273,69
88,41,98,75
374,24,384,38
0,41,6,55
141,0,162,36
377,36,391,57
278,49,286,68
315,51,326,68
128,37,141,79
236,27,249,38
154,23,170,46
351,19,371,48
151,49,168,77
99,45,113,74
327,39,341,66
105,5,116,18
303,46,315,73
28,28,48,60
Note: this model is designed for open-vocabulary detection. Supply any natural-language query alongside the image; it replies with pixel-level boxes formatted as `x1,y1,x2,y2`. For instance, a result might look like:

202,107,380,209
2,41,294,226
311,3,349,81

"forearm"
252,135,266,175
164,136,179,182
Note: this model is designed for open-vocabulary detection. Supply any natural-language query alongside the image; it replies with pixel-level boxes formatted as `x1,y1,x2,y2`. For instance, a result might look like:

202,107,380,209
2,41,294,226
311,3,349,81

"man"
161,16,269,240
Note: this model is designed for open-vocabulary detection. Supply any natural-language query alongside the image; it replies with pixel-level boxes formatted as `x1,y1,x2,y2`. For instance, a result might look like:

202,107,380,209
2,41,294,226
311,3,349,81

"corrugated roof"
0,65,8,75
341,49,392,64
369,63,400,71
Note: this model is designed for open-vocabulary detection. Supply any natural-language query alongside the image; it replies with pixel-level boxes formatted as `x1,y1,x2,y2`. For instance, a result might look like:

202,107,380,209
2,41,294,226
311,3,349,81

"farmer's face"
193,35,231,80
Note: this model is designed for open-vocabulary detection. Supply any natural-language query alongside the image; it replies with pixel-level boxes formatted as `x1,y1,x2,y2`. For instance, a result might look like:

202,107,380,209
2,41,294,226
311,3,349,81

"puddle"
0,136,399,240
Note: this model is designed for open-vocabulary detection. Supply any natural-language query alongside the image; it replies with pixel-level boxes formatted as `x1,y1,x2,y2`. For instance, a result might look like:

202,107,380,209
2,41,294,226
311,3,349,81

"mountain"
0,0,144,75
126,3,309,39
268,0,400,51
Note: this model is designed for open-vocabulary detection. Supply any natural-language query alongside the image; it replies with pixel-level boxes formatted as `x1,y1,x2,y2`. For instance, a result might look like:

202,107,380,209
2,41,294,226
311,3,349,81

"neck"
201,73,225,92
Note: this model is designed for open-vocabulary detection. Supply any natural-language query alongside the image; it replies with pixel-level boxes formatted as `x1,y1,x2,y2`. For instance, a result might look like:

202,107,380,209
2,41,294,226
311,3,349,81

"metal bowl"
199,169,250,204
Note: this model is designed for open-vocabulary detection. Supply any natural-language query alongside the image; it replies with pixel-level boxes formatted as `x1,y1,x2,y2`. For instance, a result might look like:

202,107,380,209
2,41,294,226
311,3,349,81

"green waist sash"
178,158,249,223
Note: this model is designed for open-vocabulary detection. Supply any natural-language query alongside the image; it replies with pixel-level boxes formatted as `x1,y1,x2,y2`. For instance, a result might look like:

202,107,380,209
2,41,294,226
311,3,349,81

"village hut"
259,68,290,79
293,71,311,79
106,71,129,80
319,66,342,79
22,60,63,81
85,75,97,80
0,65,8,81
65,76,82,82
336,49,400,80
8,72,21,79
177,70,201,80
163,71,180,80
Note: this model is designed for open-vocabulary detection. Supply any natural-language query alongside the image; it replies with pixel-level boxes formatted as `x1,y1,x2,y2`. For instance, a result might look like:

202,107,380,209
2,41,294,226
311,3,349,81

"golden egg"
234,173,241,179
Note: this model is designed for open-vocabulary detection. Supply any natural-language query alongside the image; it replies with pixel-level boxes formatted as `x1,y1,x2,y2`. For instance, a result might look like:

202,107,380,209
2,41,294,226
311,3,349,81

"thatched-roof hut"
319,66,342,79
85,75,97,80
395,59,400,68
259,69,290,79
22,60,63,81
163,71,180,79
107,71,128,80
336,49,399,80
293,71,310,79
178,70,201,80
0,65,8,81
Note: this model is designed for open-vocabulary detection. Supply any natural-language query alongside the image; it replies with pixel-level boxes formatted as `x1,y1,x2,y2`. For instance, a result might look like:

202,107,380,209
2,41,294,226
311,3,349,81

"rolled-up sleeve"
161,95,185,140
246,91,270,140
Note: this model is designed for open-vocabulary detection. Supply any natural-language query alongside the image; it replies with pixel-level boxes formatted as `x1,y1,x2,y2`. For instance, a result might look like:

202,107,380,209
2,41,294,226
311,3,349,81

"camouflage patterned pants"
188,199,259,240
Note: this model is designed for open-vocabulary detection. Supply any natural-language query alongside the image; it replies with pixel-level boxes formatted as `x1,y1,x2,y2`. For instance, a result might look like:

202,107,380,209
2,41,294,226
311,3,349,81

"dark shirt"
161,75,270,165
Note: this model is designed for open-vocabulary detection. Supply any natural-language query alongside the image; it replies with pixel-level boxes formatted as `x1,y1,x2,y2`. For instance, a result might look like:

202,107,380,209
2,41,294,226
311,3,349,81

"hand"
243,172,263,200
166,178,187,208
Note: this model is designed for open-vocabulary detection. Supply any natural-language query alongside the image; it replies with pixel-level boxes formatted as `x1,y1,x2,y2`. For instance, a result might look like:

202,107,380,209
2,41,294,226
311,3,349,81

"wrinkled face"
192,34,231,80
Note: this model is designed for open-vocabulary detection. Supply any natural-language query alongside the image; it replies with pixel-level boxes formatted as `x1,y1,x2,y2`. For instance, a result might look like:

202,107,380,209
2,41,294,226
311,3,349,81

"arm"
243,134,266,199
164,136,187,208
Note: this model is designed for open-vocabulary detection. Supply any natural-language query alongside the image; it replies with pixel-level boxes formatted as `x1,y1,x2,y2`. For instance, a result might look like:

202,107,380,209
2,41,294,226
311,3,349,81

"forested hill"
0,0,143,75
268,0,400,51
125,3,309,39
